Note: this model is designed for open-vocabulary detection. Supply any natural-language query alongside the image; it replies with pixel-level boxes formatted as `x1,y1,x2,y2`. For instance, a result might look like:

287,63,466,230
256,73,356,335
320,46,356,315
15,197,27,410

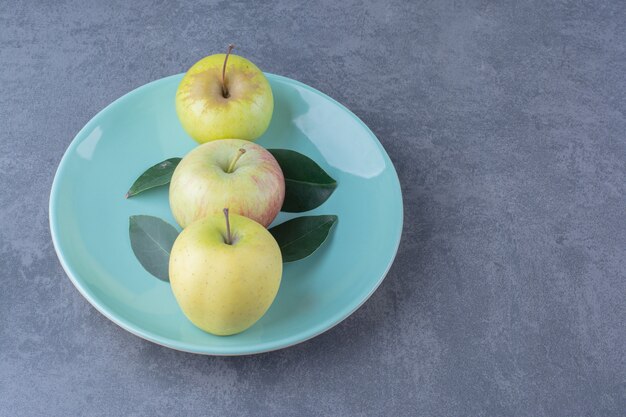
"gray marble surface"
1,1,624,416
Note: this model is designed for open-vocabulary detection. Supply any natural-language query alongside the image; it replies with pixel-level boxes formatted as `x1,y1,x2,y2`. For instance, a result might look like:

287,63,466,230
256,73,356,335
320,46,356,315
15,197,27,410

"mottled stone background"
1,1,624,416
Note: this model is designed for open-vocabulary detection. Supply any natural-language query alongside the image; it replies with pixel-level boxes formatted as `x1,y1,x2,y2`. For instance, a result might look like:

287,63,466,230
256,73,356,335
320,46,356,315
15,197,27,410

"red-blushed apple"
175,45,274,143
169,139,284,228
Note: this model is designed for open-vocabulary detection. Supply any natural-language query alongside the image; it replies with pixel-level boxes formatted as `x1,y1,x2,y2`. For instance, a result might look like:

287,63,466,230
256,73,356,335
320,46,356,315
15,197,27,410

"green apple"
175,45,274,143
169,209,282,336
169,138,284,228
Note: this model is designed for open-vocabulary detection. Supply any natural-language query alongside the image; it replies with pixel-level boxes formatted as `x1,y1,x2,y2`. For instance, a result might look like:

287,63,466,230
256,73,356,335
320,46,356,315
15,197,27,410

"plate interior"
50,74,403,354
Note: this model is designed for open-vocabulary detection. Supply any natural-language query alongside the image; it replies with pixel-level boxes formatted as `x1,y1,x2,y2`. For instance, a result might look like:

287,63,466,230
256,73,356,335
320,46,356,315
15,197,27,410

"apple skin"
176,53,273,143
169,213,283,336
169,139,285,228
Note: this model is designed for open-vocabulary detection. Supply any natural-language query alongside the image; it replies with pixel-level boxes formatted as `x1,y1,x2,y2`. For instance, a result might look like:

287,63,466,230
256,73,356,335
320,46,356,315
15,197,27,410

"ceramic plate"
50,73,403,355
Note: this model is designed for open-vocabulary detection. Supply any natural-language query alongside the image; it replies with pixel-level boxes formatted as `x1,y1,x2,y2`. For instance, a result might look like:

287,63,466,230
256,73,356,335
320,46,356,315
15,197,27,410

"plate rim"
49,72,404,355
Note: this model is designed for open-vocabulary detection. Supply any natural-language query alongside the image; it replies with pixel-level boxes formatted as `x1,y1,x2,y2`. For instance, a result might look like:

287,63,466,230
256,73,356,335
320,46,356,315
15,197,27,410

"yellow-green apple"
169,209,282,336
169,138,284,228
175,45,274,143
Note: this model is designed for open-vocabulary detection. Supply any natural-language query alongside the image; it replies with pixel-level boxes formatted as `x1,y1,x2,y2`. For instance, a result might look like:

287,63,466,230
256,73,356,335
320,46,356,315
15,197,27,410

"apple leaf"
129,215,179,281
269,215,338,262
268,149,337,212
126,158,181,198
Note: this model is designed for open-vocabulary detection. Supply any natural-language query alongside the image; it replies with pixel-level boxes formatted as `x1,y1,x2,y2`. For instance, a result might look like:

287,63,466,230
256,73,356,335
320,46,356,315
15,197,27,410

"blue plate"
50,73,403,355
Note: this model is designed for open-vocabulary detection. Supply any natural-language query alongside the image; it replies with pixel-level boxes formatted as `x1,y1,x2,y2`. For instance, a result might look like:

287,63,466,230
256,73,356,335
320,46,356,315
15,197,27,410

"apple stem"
223,208,232,245
221,44,235,98
226,148,246,173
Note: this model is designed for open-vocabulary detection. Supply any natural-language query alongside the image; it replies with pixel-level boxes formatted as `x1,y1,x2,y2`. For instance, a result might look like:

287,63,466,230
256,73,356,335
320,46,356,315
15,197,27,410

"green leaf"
269,215,338,263
126,158,181,198
129,215,179,281
268,149,337,212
